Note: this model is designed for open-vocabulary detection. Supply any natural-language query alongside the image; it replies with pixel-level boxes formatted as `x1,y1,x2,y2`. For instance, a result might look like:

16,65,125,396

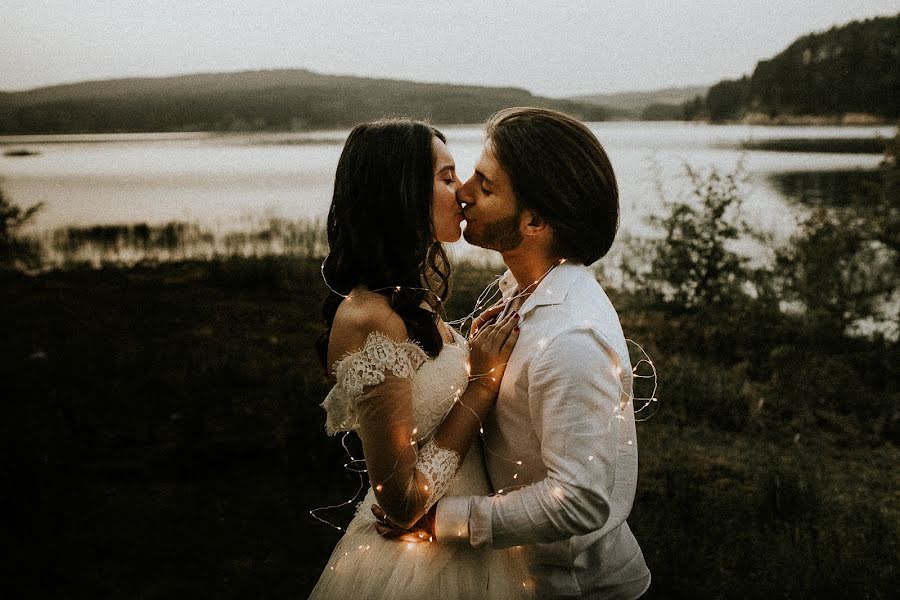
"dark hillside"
0,69,610,134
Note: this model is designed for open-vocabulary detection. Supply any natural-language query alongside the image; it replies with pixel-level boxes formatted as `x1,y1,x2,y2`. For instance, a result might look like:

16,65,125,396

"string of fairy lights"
310,259,659,534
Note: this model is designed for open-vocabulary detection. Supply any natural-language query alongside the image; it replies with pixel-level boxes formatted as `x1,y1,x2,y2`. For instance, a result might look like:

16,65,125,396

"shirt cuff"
434,496,471,543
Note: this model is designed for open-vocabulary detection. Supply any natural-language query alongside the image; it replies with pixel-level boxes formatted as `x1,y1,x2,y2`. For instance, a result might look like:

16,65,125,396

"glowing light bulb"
375,484,383,492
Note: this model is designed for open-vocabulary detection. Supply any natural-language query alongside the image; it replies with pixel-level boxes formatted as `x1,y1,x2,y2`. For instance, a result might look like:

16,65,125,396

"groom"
379,107,650,599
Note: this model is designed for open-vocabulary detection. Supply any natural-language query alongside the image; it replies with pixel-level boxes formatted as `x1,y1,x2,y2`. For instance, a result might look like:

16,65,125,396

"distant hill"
569,85,709,120
0,69,612,134
701,13,900,122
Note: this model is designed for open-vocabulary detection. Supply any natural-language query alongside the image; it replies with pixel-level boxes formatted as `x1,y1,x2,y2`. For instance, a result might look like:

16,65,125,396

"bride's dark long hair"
316,119,452,372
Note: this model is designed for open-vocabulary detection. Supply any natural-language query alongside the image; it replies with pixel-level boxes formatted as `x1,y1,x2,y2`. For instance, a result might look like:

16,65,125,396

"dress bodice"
321,328,470,442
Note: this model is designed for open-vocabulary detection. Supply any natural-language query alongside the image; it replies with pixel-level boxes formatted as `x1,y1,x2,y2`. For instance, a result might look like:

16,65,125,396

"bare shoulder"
327,291,409,369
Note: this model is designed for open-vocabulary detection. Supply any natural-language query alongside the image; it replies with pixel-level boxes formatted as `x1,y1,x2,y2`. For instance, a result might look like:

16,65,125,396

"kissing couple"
310,107,650,599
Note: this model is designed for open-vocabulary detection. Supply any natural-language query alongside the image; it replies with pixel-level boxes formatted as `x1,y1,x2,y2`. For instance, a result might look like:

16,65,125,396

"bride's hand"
371,504,436,542
467,311,520,397
469,301,506,339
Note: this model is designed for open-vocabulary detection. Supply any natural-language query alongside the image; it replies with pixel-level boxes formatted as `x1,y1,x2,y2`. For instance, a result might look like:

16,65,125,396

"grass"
24,218,328,270
1,256,897,598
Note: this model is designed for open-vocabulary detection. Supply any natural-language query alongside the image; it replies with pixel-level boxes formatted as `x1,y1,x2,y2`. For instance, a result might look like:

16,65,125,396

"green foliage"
639,103,685,121
0,70,611,134
2,255,897,597
705,77,749,121
679,95,706,121
626,165,762,311
633,435,898,598
774,207,896,334
0,185,43,270
697,14,900,121
749,14,900,117
775,132,899,337
657,355,751,431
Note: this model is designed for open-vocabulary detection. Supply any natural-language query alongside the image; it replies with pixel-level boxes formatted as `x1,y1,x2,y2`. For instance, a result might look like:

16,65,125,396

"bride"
309,119,531,599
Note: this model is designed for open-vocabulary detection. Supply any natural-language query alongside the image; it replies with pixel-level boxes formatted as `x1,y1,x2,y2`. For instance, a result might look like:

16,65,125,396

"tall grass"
30,217,329,269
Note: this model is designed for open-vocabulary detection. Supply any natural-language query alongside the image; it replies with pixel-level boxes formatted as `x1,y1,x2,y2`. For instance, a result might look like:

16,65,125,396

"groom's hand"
371,504,437,543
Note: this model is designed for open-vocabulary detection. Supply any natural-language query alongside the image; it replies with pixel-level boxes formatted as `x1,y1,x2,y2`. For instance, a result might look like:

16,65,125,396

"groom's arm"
434,326,634,548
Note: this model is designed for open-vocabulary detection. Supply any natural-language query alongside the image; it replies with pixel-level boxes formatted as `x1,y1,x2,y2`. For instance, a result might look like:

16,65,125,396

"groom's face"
458,141,524,252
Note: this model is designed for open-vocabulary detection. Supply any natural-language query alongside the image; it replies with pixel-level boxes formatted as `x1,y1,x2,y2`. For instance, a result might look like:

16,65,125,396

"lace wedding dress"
309,329,531,600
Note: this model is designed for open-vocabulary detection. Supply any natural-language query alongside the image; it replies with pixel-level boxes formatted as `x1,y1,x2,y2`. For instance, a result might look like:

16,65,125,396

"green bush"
0,185,43,270
624,165,766,312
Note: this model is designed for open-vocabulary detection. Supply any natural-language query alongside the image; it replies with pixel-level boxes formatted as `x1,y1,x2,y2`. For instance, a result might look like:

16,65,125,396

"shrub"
0,185,44,270
624,165,767,312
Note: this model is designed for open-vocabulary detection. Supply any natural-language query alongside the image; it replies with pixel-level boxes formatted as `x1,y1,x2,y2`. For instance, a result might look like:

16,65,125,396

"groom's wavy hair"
486,107,619,265
316,118,451,372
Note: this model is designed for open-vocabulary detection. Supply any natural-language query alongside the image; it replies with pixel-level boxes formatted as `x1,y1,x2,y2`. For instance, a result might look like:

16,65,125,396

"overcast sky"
2,1,897,97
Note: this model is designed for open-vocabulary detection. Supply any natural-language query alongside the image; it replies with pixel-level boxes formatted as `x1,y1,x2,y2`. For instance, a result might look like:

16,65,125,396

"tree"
0,186,44,270
775,132,899,337
625,165,763,311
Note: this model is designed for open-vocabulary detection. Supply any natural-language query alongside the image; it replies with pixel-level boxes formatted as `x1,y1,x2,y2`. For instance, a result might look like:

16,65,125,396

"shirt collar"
499,260,588,317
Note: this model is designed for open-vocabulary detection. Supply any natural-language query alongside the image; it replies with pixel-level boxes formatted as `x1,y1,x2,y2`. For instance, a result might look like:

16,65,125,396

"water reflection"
770,170,883,207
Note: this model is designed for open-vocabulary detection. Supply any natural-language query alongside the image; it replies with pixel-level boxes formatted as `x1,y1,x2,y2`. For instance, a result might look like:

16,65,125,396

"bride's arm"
332,299,518,530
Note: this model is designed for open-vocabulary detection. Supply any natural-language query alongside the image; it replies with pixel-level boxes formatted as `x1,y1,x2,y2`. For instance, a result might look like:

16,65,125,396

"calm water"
1,122,894,258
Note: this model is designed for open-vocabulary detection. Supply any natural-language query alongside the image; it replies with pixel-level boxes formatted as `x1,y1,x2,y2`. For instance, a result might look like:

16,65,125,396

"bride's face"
431,136,464,243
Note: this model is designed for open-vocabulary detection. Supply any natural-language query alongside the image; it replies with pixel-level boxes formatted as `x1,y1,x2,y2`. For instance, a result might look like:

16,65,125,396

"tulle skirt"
309,500,532,600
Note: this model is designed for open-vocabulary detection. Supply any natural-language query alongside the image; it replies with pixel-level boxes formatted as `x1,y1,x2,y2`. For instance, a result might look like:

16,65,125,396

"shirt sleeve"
435,326,631,548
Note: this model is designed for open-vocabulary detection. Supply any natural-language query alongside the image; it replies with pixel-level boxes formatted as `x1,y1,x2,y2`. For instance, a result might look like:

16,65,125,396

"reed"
37,217,328,269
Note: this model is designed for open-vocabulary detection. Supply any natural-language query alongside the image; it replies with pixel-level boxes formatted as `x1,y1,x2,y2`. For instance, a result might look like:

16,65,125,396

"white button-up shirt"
435,262,651,599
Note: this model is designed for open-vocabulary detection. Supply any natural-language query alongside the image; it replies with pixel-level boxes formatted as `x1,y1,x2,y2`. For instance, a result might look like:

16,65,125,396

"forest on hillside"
0,70,609,134
695,14,899,121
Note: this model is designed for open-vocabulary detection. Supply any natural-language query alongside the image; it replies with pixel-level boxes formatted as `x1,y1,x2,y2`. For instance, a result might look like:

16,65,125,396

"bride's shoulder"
328,290,410,368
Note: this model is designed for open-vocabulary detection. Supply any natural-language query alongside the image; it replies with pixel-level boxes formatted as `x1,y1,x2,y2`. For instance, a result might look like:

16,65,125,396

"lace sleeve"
416,440,461,512
320,331,427,435
321,330,467,526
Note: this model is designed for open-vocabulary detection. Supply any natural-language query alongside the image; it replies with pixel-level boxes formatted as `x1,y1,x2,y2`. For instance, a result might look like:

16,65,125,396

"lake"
0,122,894,262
